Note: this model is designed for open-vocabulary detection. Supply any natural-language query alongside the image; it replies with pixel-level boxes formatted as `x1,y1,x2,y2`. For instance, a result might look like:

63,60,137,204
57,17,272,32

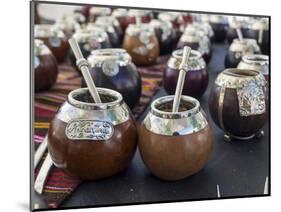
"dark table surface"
34,43,270,209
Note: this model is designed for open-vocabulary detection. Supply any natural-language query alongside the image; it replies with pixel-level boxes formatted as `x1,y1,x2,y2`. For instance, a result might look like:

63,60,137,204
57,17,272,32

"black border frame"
30,1,271,211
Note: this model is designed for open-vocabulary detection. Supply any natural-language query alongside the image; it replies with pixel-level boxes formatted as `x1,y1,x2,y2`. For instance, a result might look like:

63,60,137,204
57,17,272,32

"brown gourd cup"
47,87,138,180
122,23,160,66
138,95,214,181
163,49,209,98
209,68,268,141
34,39,58,92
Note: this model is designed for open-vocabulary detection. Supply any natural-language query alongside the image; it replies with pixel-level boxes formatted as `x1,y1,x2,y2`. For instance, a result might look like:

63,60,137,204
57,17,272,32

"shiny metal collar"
241,54,268,66
57,88,129,125
144,95,208,136
167,49,206,71
87,48,132,67
215,68,266,89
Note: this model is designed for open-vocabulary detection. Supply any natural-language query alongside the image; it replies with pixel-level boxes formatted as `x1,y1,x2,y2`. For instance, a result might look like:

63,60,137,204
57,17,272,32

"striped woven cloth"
34,56,168,208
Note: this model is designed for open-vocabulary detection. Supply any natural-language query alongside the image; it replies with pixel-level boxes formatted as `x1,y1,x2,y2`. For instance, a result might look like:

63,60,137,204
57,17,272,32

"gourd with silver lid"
138,95,213,180
209,68,268,140
122,23,160,66
164,49,208,98
84,48,142,109
69,29,111,70
47,87,138,180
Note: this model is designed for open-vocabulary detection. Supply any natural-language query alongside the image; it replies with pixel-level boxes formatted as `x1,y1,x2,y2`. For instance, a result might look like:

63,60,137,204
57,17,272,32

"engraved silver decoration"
237,81,265,116
102,60,119,77
167,49,206,71
57,88,130,125
66,119,114,140
144,95,208,136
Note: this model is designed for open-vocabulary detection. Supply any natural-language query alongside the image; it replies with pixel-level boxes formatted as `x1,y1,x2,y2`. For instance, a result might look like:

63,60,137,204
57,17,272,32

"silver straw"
236,27,244,42
217,184,221,198
34,153,53,194
68,38,101,103
172,46,191,112
263,176,269,195
34,135,48,168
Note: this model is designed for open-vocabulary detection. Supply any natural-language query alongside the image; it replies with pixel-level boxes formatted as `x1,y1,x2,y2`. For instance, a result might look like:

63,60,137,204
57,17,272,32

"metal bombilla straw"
68,38,102,103
236,25,244,42
34,39,102,195
172,46,192,112
233,17,244,42
236,27,244,42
